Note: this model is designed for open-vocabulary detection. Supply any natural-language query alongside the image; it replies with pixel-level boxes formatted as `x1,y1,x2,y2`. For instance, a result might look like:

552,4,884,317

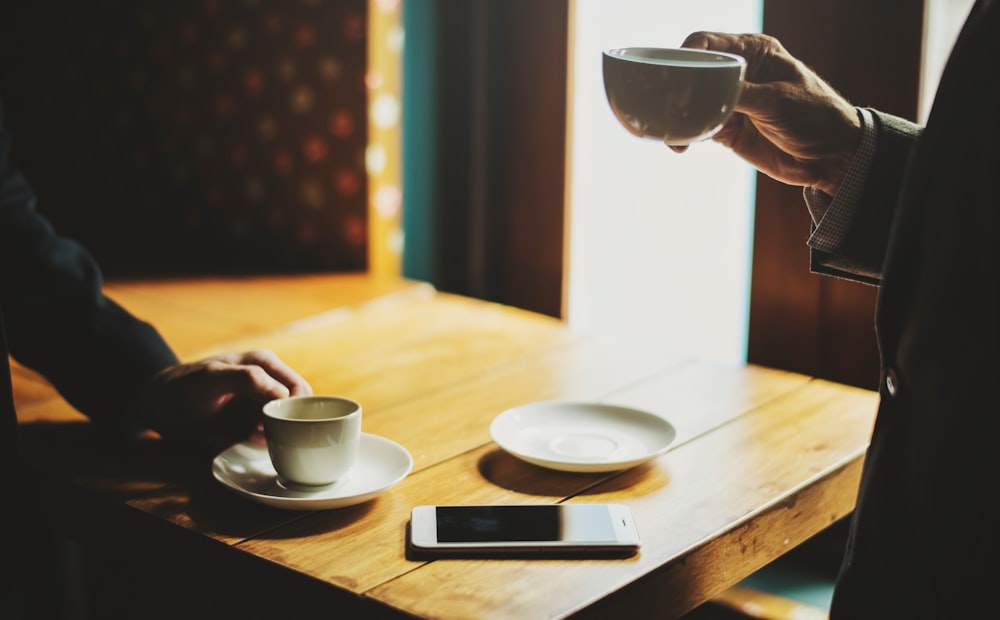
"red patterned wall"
0,0,369,275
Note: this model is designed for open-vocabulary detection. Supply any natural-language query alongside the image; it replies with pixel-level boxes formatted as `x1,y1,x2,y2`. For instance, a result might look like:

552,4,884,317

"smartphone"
408,503,641,557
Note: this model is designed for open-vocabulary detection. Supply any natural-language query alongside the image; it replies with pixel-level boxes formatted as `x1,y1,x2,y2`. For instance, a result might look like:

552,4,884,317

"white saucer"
489,401,676,473
212,433,413,510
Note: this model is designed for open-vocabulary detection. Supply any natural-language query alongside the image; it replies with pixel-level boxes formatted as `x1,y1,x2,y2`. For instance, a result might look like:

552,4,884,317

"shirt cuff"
805,107,877,254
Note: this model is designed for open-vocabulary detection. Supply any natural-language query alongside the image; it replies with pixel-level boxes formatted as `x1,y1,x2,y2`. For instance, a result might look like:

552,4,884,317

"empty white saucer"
489,401,676,473
212,433,413,510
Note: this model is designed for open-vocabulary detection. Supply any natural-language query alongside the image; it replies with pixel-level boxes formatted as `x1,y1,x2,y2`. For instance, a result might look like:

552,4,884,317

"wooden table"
13,273,878,619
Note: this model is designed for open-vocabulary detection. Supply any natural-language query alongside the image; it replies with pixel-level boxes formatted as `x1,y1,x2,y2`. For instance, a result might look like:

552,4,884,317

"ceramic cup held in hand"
262,395,362,487
603,47,746,146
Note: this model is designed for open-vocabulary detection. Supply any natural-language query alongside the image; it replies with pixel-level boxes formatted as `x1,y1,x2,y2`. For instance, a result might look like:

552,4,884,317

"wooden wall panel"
751,0,925,389
404,0,568,319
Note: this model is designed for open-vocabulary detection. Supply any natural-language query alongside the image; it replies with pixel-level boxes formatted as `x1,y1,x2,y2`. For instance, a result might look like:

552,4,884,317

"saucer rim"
212,432,413,510
489,400,676,473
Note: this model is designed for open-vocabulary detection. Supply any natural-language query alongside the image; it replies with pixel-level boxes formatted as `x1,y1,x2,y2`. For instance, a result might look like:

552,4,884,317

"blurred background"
0,0,375,274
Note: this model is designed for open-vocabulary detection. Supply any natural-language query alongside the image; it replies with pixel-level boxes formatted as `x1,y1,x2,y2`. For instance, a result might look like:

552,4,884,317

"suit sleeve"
809,111,923,283
0,99,178,431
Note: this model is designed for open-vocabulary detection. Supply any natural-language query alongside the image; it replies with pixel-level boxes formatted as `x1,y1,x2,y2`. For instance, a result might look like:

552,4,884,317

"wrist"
816,107,864,196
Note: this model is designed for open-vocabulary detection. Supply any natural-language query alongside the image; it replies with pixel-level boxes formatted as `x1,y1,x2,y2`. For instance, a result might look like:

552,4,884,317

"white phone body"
409,504,641,557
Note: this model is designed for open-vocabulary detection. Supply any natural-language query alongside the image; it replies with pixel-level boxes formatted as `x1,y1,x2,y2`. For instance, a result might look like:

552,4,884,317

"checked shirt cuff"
804,108,877,254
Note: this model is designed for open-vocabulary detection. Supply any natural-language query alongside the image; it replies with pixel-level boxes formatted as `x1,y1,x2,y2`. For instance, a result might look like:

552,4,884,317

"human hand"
674,32,862,197
138,349,313,447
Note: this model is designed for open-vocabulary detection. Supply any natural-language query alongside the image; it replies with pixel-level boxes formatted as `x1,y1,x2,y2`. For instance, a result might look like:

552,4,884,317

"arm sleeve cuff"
806,108,877,254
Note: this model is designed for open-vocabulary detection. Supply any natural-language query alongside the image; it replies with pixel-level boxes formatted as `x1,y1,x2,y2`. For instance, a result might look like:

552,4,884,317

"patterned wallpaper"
0,0,389,276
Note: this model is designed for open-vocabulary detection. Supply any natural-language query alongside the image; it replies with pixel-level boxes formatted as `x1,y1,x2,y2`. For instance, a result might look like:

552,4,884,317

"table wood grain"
13,273,877,619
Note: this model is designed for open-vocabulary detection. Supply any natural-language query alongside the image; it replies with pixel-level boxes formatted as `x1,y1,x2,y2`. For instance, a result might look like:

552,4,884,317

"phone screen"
435,505,615,543
409,504,640,557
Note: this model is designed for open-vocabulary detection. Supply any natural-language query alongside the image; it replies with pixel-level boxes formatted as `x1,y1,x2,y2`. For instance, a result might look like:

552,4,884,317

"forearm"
2,200,178,428
1,122,178,430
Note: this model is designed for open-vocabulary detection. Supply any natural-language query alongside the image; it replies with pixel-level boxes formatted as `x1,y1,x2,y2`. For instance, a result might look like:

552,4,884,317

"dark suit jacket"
2,95,180,617
812,2,1000,617
1,98,178,464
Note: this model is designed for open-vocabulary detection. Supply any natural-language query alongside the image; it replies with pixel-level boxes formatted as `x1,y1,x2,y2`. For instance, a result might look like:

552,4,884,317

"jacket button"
884,368,899,397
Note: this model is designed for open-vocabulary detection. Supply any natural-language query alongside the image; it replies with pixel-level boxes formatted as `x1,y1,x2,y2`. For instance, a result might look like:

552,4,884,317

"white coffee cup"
262,395,362,486
603,46,746,146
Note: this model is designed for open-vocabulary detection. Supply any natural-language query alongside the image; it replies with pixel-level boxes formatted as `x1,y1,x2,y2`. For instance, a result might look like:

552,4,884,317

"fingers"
681,31,742,53
140,350,313,446
209,350,312,397
669,32,784,154
231,349,314,397
680,32,795,86
199,353,307,441
169,350,311,411
237,363,293,400
173,363,288,438
681,31,783,57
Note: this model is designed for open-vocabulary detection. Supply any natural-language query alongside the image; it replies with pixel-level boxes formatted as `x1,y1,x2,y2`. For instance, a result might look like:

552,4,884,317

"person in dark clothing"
1,95,312,618
677,1,999,617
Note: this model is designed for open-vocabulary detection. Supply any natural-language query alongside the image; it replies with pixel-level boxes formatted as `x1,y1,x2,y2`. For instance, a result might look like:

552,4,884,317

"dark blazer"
812,2,1000,617
1,96,179,455
2,96,180,617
